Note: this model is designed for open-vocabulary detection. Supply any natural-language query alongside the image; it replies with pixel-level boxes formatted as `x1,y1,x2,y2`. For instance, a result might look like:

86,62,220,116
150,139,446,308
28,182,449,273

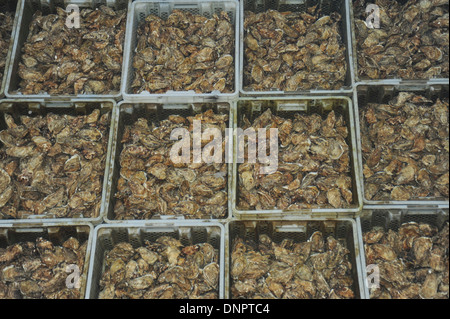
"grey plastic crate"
240,0,355,96
349,0,449,85
228,218,365,299
0,0,19,99
4,0,129,101
0,222,94,299
232,96,362,219
122,0,240,103
357,209,449,299
86,221,225,299
0,99,116,225
354,84,449,209
104,101,233,223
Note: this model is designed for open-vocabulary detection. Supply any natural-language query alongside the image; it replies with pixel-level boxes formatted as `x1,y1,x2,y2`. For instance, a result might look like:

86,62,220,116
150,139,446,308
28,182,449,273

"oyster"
353,0,449,79
132,10,234,94
0,11,14,87
114,108,228,220
0,110,110,219
243,8,347,91
98,237,220,299
0,237,87,299
15,5,126,95
363,221,449,299
238,108,353,210
360,93,449,201
231,230,355,299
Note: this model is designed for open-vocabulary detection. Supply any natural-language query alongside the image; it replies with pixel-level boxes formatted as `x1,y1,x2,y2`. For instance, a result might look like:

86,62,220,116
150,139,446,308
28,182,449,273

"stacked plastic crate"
349,0,449,299
0,0,448,300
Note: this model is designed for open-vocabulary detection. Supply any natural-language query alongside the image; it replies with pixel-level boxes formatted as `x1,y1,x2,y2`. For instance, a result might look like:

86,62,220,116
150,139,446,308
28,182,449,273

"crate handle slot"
163,104,191,110
174,3,198,9
14,228,45,233
276,102,307,111
43,102,74,108
275,225,306,233
165,90,197,95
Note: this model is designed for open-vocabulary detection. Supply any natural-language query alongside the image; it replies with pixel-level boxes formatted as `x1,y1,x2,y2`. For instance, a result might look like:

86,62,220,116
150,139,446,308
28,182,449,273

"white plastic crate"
0,222,94,299
0,99,116,226
86,222,226,299
239,0,355,96
232,96,363,219
4,0,129,101
122,0,240,103
0,0,19,99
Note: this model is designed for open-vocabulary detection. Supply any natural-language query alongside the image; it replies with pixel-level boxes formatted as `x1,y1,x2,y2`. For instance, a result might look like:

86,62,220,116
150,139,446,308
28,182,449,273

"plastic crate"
349,0,450,85
103,101,233,223
0,0,19,99
357,209,449,299
4,0,129,101
353,83,449,209
121,0,240,103
228,218,365,299
0,99,116,225
0,222,94,299
239,0,355,96
85,221,225,299
232,96,362,219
